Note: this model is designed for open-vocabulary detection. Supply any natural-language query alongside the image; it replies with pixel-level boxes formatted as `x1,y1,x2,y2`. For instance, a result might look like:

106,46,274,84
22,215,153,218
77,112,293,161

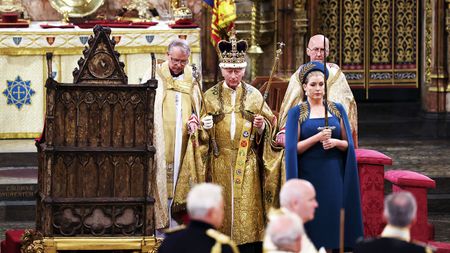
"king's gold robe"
278,63,358,147
174,81,283,245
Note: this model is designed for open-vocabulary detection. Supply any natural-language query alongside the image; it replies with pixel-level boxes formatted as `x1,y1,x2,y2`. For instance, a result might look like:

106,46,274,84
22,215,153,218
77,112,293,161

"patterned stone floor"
429,213,450,243
359,138,450,178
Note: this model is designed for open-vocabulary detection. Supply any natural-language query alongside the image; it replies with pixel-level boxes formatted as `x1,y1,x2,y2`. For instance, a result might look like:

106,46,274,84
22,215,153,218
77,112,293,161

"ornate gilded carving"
425,0,432,85
371,0,391,64
343,0,364,65
148,237,163,253
21,229,44,253
318,0,339,63
316,0,419,90
395,0,416,64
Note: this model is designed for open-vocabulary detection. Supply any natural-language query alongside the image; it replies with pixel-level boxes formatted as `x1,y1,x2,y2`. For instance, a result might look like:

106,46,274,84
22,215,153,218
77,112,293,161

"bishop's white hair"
187,183,223,219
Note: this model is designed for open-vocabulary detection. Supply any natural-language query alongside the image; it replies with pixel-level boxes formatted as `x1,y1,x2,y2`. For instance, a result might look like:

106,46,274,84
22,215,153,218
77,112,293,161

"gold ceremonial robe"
174,81,283,245
144,61,201,229
198,82,277,244
278,63,358,147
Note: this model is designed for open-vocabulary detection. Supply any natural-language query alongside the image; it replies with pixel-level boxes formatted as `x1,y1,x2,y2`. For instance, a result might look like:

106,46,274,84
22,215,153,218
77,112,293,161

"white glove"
201,115,214,130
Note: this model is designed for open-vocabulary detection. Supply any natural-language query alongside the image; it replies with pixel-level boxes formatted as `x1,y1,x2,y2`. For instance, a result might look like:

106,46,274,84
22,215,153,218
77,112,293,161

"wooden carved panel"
51,204,150,236
52,87,149,148
37,26,157,237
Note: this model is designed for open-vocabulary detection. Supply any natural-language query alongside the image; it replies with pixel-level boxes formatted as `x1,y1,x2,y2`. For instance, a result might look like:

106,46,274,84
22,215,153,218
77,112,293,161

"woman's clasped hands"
318,128,336,150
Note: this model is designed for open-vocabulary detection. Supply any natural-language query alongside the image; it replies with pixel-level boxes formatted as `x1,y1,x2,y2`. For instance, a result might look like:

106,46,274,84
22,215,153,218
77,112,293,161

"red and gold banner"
210,0,236,46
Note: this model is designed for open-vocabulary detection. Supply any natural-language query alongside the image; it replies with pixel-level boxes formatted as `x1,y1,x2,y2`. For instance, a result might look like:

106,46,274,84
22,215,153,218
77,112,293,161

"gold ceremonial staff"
248,42,285,145
258,42,285,113
191,64,219,157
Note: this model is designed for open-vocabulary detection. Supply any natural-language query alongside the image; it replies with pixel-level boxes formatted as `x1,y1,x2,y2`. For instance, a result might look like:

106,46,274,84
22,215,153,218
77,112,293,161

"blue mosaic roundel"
3,76,35,109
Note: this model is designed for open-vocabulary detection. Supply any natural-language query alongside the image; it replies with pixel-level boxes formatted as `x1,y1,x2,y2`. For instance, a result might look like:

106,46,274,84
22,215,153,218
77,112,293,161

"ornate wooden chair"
35,25,159,252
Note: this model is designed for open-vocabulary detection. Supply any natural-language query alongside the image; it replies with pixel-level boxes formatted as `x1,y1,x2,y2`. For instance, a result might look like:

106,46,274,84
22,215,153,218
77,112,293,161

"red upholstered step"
356,148,393,165
385,170,436,189
356,148,392,237
429,241,450,253
385,170,435,242
3,229,25,253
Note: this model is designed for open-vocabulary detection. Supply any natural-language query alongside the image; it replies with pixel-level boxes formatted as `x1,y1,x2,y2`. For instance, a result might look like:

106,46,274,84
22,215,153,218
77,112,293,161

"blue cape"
285,102,364,247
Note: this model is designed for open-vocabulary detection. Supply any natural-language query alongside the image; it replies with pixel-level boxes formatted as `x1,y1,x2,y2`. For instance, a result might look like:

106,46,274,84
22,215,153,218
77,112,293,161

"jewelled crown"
217,29,248,68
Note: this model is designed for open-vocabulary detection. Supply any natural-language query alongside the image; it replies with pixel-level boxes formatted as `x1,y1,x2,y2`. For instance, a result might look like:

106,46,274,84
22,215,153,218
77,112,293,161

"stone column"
247,0,263,81
427,0,448,112
293,0,308,68
277,0,295,75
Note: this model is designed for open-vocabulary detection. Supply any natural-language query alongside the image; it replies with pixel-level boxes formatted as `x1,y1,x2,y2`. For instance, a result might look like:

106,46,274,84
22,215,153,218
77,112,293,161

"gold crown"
218,29,248,68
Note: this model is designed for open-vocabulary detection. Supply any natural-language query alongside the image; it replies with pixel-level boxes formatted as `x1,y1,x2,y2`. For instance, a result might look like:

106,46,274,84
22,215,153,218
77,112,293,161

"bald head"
279,179,318,222
307,34,329,62
267,211,304,252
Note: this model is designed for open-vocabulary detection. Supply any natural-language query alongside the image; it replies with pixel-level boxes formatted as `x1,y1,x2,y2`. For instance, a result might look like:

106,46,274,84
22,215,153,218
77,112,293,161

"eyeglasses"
307,47,329,54
169,56,189,65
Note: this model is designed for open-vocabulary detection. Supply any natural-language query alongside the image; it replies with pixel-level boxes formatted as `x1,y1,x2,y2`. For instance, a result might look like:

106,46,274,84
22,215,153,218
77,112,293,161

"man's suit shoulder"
206,229,239,253
163,224,187,234
355,237,434,253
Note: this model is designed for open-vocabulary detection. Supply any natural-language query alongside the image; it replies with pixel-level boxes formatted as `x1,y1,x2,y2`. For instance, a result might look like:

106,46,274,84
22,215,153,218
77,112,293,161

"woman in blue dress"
284,61,363,251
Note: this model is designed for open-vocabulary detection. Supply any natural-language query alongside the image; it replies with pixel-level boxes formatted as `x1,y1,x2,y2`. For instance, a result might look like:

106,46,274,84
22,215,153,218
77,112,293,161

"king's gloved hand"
201,115,214,130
